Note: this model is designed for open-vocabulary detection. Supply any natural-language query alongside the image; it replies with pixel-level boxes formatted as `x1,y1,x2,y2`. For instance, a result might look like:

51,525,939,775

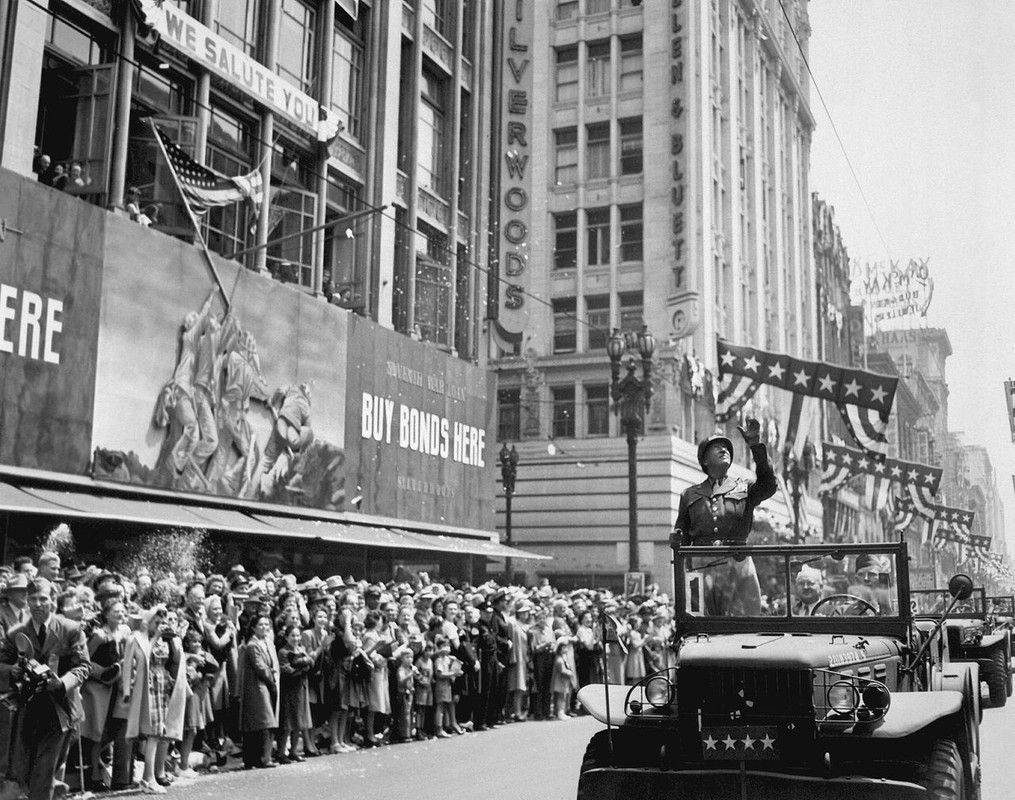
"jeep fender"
930,660,981,775
578,683,644,727
851,691,962,738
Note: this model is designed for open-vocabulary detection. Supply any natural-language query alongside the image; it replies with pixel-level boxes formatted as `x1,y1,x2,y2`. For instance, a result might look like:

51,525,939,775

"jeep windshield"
674,542,910,639
911,587,986,618
987,595,1014,618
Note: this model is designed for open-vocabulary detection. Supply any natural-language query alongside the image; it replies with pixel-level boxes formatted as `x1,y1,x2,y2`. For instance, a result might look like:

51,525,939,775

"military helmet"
697,433,734,472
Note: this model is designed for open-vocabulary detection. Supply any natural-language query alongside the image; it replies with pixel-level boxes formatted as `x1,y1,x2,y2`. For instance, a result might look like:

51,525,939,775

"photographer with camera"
0,577,90,800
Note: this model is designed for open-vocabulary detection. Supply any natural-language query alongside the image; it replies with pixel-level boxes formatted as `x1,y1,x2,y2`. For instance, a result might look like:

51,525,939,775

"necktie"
38,623,47,649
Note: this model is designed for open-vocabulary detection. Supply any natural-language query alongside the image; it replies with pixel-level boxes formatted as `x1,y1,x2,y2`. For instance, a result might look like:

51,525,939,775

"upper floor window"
556,47,579,103
553,297,577,354
586,41,611,98
585,384,610,436
620,35,643,93
619,117,642,175
585,0,610,14
215,0,259,56
421,0,453,40
619,291,644,333
557,1,579,21
587,207,610,267
331,15,365,141
418,69,449,197
555,128,578,186
277,0,316,93
46,12,106,64
552,386,576,438
620,204,643,262
554,212,578,270
498,389,522,442
586,122,610,180
586,295,610,350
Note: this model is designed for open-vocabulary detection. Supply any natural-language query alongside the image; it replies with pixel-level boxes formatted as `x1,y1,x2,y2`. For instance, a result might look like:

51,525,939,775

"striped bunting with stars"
817,441,942,514
715,338,898,458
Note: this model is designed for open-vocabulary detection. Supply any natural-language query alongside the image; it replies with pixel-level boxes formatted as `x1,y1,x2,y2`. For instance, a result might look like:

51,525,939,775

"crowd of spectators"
0,551,674,798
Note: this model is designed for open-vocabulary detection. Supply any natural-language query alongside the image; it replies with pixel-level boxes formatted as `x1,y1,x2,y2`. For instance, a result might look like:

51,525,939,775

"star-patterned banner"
715,338,898,458
818,441,942,514
701,726,780,760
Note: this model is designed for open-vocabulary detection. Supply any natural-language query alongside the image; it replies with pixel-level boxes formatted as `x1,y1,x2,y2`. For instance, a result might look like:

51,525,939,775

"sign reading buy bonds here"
137,0,320,134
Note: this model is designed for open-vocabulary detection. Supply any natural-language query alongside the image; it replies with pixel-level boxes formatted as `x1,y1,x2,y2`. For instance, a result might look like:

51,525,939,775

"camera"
0,656,55,712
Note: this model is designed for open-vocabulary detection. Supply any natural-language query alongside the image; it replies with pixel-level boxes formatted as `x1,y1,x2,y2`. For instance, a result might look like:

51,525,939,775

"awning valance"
388,528,552,560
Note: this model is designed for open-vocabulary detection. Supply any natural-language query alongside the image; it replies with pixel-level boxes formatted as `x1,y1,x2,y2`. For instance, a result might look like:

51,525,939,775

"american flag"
715,338,898,458
818,441,942,514
152,124,263,214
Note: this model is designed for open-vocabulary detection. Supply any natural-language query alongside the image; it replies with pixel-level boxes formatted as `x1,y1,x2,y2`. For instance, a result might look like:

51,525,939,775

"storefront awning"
388,528,552,560
250,514,437,550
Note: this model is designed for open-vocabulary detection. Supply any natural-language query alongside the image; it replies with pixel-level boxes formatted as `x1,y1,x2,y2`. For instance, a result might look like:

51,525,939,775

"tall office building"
491,0,819,586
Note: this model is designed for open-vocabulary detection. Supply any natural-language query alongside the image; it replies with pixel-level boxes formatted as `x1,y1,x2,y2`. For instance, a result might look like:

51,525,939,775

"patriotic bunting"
928,503,975,560
889,494,917,534
817,441,942,514
968,534,992,563
715,339,898,457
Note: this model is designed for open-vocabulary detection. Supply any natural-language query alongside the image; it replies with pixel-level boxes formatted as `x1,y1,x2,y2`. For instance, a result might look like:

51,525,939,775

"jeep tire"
986,648,1007,707
916,739,966,800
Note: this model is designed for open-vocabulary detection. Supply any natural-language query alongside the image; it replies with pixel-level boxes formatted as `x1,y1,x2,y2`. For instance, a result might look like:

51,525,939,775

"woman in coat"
238,614,280,769
80,597,130,790
360,610,391,746
276,624,313,761
201,594,235,763
113,604,188,794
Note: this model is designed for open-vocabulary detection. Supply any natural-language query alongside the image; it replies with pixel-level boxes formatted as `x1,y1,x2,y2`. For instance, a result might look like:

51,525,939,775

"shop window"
619,117,642,175
553,212,577,271
498,389,522,442
585,295,610,351
619,203,643,262
277,0,316,94
585,384,610,436
586,122,609,181
418,69,449,198
586,207,610,267
552,386,576,438
331,17,365,141
555,46,578,103
620,35,643,93
553,297,577,354
215,0,260,56
554,127,577,186
415,229,453,347
586,41,610,99
267,189,317,288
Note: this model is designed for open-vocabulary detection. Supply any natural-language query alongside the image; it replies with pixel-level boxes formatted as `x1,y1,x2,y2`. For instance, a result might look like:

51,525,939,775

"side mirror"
948,574,974,601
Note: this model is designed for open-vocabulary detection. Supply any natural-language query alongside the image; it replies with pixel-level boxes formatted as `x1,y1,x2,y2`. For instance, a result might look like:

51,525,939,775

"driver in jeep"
669,418,777,615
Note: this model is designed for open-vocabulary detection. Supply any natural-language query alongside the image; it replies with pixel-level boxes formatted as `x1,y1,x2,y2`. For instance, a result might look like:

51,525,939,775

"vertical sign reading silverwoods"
1004,379,1015,443
500,1,532,322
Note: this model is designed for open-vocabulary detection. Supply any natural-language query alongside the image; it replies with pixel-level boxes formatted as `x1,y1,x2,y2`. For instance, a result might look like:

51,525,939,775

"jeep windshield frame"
673,541,912,640
911,587,987,620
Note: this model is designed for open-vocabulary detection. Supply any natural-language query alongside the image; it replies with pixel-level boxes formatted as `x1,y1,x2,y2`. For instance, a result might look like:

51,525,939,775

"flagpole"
148,119,230,311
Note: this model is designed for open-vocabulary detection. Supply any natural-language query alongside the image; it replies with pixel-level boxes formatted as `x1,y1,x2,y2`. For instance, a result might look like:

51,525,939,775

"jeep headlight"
644,673,676,709
827,680,859,714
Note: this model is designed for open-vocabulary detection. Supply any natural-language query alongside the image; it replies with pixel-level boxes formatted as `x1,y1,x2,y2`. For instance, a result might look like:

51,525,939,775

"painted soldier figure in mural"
670,418,777,615
259,383,315,499
207,320,269,497
153,291,220,489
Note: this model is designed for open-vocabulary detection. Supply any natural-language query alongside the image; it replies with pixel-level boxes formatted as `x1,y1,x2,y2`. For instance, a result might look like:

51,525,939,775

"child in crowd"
277,624,314,762
431,636,456,738
179,627,217,777
412,641,435,740
551,636,577,721
391,646,417,743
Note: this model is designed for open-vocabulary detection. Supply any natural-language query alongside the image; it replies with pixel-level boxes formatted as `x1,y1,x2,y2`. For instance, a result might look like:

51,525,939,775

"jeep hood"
678,632,903,669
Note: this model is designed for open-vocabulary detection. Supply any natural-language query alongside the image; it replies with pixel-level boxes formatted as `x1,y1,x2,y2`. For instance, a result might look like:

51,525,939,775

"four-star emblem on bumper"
701,726,779,760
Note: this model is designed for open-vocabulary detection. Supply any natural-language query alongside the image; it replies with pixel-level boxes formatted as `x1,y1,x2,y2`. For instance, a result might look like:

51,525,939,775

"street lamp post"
499,443,519,580
607,326,656,573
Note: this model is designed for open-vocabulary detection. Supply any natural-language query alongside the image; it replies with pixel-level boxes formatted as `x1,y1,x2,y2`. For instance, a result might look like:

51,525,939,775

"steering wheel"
810,593,878,617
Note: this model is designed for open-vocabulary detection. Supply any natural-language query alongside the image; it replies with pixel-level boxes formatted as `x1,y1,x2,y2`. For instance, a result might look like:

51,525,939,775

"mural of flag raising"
151,123,263,214
817,441,942,514
715,338,898,457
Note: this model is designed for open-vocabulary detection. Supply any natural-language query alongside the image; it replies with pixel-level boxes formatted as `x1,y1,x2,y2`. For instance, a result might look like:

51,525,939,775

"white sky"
807,1,1015,552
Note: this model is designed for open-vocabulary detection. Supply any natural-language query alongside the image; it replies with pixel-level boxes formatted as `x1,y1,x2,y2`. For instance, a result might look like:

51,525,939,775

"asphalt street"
113,690,1014,800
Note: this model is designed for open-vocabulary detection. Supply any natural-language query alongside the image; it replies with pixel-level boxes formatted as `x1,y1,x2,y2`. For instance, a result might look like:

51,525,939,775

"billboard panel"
0,170,103,473
346,316,495,531
91,217,349,510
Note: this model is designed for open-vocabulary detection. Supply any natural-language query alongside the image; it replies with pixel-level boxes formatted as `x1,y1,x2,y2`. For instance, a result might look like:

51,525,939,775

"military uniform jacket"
671,442,777,546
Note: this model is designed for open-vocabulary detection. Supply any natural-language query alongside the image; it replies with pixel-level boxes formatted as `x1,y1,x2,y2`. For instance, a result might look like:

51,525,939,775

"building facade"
490,0,819,588
0,0,549,582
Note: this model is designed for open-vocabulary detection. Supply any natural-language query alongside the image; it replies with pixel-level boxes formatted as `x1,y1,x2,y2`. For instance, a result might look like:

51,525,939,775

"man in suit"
0,574,31,795
0,577,90,800
791,566,825,616
670,418,777,616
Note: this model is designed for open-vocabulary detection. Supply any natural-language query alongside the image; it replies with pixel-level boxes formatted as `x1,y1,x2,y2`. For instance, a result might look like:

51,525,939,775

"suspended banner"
818,441,941,513
715,338,898,458
1005,380,1015,443
849,258,934,327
